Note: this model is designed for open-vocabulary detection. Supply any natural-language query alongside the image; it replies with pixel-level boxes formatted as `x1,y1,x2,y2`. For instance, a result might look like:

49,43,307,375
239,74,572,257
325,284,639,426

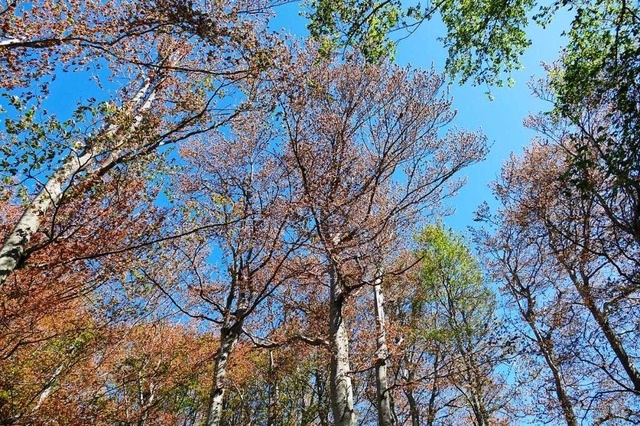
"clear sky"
271,2,571,235
26,2,570,237
393,12,571,233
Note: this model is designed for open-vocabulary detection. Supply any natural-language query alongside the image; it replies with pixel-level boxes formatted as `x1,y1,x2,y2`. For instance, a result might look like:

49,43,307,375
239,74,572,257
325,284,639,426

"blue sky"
271,2,571,234
13,2,570,236
394,12,571,233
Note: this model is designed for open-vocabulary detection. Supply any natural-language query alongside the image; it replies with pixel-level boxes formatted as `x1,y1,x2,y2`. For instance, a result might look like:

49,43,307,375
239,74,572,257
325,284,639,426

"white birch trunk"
0,80,155,285
0,38,22,47
329,263,356,426
373,271,393,426
205,324,241,426
31,360,66,413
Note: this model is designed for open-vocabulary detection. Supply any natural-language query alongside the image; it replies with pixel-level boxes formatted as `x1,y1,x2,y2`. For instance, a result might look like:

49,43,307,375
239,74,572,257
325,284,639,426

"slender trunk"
463,355,491,426
505,266,579,425
373,271,393,426
205,323,242,426
406,391,420,426
527,320,578,426
267,350,280,426
424,351,440,426
404,368,420,426
570,271,640,392
0,38,22,46
512,282,578,425
469,394,490,426
583,289,640,391
300,368,315,424
0,80,155,285
329,263,356,426
451,329,490,426
316,368,330,426
30,359,67,413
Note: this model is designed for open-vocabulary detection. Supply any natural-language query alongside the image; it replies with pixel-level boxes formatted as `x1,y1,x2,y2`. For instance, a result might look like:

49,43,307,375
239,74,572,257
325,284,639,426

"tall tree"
277,49,486,425
0,168,185,424
0,0,276,285
385,225,509,425
480,134,640,422
166,109,305,426
476,215,579,425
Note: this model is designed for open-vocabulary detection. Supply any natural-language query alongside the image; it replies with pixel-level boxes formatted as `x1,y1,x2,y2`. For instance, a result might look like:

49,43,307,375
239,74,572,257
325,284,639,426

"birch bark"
373,271,393,426
0,80,156,285
205,323,242,426
329,263,356,426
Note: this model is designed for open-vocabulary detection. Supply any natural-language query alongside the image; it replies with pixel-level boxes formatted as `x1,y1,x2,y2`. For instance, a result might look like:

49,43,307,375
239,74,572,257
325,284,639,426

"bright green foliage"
0,96,111,185
553,0,640,191
389,225,506,423
438,0,534,87
415,224,496,344
305,0,534,86
305,0,402,62
306,0,639,96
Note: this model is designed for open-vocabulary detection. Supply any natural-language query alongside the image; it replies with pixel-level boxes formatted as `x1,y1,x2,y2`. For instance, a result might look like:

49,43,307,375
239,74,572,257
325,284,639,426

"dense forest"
0,0,638,425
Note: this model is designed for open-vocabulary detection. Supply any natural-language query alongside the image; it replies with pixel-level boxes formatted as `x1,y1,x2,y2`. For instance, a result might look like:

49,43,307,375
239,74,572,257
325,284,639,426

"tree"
162,108,307,426
306,0,536,86
306,0,639,92
526,72,639,291
306,0,640,211
0,166,177,424
276,49,486,425
385,225,509,426
479,135,640,422
476,211,580,425
0,0,277,285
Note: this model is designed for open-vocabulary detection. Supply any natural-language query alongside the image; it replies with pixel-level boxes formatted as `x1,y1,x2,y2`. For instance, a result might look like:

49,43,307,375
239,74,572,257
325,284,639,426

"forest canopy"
0,0,638,425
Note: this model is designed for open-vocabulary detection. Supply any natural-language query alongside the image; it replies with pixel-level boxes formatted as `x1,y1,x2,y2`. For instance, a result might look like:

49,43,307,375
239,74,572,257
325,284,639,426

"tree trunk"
404,369,421,426
462,356,491,426
424,351,440,426
329,263,356,426
505,262,579,425
205,323,242,426
469,394,490,426
516,293,578,426
316,368,331,426
530,326,578,425
373,271,393,426
31,359,67,414
0,79,155,286
267,350,280,426
570,270,640,393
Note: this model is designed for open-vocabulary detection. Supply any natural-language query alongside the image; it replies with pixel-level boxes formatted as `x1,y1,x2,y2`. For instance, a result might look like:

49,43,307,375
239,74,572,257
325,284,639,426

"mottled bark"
373,272,393,426
469,391,490,426
0,80,155,285
329,263,356,426
205,324,242,426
